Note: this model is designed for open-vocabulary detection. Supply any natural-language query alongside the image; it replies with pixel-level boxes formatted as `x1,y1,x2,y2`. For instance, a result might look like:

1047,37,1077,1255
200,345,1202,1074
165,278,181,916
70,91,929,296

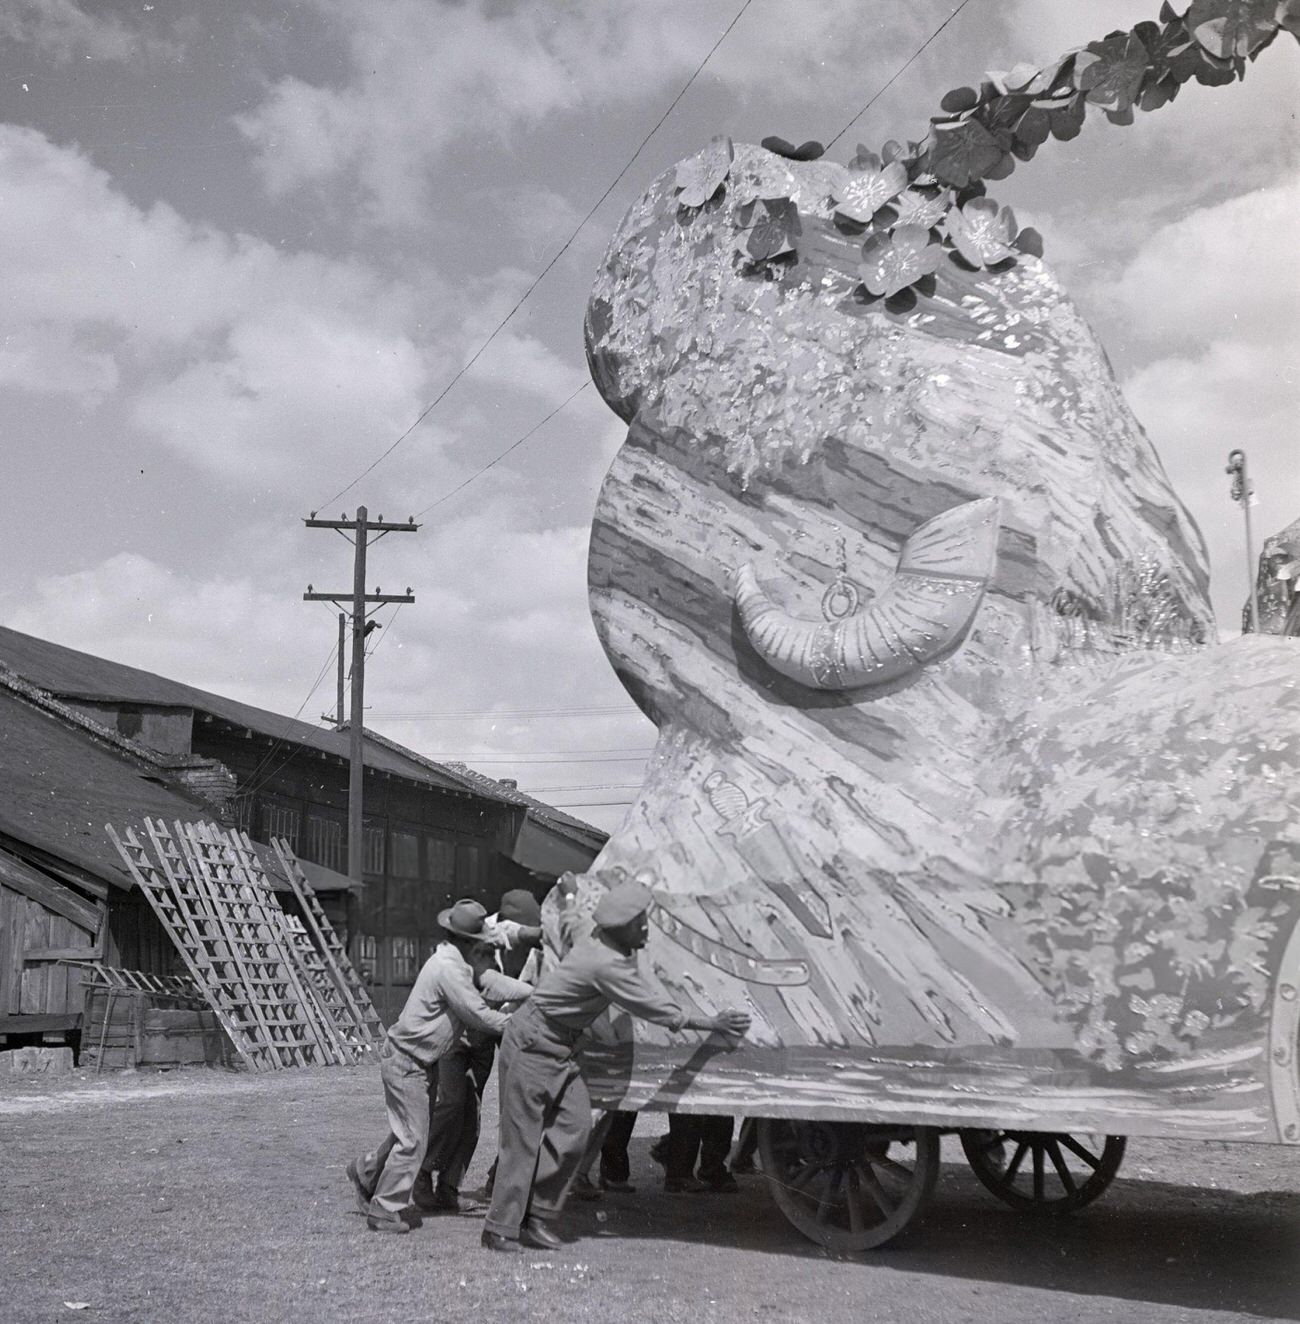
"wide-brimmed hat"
438,898,490,941
593,880,654,929
497,888,542,927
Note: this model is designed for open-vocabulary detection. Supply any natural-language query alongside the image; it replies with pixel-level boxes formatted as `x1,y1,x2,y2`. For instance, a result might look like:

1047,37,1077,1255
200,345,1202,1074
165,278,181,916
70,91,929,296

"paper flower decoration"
945,197,1019,267
892,187,950,231
829,153,908,223
858,224,944,298
675,135,734,208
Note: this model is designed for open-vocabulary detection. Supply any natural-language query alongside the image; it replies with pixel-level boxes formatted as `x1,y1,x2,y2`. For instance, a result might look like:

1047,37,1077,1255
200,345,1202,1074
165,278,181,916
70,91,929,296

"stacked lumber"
106,819,384,1072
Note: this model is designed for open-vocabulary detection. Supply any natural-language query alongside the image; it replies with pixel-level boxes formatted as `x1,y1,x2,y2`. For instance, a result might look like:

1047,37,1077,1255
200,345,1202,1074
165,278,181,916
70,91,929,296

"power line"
371,703,642,719
239,640,341,798
315,0,756,512
415,378,590,518
435,753,651,765
522,782,646,793
825,0,979,151
548,800,635,810
425,746,653,757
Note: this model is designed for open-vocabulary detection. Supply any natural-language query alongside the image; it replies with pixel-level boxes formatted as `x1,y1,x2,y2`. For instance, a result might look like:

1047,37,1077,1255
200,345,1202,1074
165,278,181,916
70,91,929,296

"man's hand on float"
712,1008,751,1040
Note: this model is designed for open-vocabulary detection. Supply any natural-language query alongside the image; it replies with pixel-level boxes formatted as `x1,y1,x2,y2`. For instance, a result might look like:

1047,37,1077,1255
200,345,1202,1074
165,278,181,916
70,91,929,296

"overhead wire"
415,378,591,519
369,703,641,719
825,0,979,150
238,639,342,797
315,0,756,513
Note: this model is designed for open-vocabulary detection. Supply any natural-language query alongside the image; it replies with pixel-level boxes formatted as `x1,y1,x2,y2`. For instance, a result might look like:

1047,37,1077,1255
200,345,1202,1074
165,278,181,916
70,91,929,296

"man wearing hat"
413,888,545,1212
481,880,751,1252
348,898,531,1233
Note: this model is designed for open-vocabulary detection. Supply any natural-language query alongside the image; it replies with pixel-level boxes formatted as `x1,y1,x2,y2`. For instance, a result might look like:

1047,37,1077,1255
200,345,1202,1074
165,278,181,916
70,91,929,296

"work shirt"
386,941,513,1066
527,935,689,1035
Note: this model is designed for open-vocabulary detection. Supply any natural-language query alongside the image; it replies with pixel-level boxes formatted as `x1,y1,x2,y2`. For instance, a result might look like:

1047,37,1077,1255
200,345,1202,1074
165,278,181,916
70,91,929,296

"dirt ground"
1,1062,1297,1324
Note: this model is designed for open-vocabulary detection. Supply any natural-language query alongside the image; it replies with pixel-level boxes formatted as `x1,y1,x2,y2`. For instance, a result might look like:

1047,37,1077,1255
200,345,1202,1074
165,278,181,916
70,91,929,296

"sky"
0,0,1296,834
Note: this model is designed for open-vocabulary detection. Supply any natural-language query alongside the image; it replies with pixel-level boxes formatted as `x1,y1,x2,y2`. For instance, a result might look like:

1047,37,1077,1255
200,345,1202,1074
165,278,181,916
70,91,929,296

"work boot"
520,1217,563,1250
366,1213,410,1234
703,1172,740,1193
346,1160,373,1214
481,1229,518,1253
411,1171,439,1213
430,1184,481,1214
663,1176,707,1194
570,1173,603,1201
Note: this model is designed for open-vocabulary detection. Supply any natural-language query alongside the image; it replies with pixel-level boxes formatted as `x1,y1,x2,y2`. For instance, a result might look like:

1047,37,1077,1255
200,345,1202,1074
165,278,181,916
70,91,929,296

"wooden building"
0,669,355,1046
0,626,605,1029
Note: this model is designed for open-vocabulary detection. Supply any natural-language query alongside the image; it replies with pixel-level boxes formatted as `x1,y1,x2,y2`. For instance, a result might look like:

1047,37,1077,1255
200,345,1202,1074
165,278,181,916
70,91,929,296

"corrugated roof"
0,626,509,803
0,678,354,895
358,728,606,848
0,680,223,890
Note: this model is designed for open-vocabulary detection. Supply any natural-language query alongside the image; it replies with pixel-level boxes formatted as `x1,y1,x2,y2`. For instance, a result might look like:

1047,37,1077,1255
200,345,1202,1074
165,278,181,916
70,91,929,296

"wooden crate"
81,985,233,1070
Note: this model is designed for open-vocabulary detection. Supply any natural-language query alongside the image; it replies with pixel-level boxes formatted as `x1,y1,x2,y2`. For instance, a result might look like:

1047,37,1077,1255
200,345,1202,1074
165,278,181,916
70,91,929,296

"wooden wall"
0,863,103,1034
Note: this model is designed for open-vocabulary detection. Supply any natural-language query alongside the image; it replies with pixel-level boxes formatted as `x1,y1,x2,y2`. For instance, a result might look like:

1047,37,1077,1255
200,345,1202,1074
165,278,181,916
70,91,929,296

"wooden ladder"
281,913,366,1063
193,823,356,1065
174,821,332,1068
106,823,266,1071
269,836,385,1048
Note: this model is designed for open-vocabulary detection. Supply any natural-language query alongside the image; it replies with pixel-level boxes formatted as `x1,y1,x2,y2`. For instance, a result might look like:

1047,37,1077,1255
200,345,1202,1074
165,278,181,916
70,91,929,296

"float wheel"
757,1118,939,1251
959,1130,1126,1213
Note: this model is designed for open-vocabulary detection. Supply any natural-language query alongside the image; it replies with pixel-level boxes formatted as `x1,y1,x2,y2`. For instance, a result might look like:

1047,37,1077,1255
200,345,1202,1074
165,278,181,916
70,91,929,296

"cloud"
0,0,185,64
0,125,463,487
1085,180,1300,626
6,552,318,714
232,0,948,228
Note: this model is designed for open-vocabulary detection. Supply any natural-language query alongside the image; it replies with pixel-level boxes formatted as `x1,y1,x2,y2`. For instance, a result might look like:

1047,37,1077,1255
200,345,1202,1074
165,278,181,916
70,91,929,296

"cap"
593,880,654,929
497,888,542,927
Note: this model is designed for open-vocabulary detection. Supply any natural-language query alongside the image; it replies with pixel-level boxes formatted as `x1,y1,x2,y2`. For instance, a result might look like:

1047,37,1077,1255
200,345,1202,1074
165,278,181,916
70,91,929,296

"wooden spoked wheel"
960,1130,1126,1213
757,1119,940,1251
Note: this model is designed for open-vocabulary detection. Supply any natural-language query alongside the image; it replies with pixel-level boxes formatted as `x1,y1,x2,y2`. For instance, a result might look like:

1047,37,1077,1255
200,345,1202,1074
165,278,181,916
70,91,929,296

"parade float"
556,1,1300,1248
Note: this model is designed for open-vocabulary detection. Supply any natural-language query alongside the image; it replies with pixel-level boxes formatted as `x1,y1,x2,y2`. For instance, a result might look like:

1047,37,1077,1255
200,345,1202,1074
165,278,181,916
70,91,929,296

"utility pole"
304,507,418,882
1225,449,1260,634
335,612,346,728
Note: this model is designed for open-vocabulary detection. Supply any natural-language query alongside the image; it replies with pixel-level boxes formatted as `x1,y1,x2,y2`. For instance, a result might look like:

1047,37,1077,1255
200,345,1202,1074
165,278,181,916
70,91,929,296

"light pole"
1225,449,1260,634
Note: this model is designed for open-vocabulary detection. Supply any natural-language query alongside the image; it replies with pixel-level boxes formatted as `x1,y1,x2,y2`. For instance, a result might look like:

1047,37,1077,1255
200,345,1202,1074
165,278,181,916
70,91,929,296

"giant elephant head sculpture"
561,20,1300,1145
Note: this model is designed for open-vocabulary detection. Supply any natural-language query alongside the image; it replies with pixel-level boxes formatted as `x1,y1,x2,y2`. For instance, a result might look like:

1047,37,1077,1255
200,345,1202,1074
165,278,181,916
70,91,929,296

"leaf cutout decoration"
945,196,1018,267
675,135,734,207
986,61,1043,94
831,159,909,222
858,225,944,297
1186,0,1279,55
739,197,800,262
939,85,980,113
1049,91,1088,139
1014,105,1053,149
1079,31,1151,110
1014,226,1045,258
928,118,1005,187
893,187,950,230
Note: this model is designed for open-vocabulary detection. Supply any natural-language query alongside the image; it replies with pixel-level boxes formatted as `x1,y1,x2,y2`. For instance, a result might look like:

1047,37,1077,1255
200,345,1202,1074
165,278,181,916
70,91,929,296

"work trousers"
419,1035,497,1195
355,1038,438,1218
483,1003,591,1240
665,1113,735,1184
581,1109,637,1183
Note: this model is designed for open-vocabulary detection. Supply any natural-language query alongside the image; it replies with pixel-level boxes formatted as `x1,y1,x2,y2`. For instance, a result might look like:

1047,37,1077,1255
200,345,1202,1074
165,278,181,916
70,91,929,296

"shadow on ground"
557,1138,1300,1321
